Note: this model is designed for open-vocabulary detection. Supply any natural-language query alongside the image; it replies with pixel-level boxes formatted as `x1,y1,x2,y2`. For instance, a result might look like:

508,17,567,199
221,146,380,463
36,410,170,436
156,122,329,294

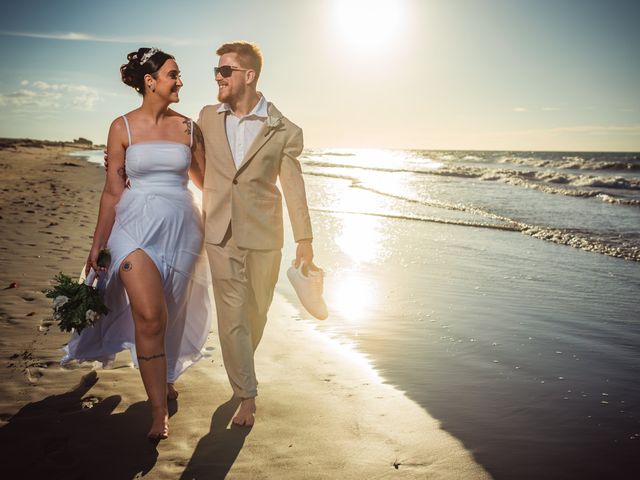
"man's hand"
295,239,317,274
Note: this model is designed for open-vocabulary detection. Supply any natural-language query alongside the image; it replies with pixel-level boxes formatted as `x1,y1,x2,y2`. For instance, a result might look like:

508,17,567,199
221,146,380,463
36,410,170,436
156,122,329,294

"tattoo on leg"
137,352,166,361
122,261,132,272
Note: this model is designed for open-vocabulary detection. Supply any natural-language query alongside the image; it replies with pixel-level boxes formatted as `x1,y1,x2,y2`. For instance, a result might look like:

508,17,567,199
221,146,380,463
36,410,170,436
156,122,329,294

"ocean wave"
304,160,640,189
431,166,640,191
463,168,640,206
303,164,640,206
496,154,640,171
304,170,514,222
307,151,356,157
310,207,640,263
518,225,640,262
309,207,520,231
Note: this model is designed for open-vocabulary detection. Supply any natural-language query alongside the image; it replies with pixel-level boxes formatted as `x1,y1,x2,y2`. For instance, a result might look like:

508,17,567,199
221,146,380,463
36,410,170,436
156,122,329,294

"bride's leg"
119,249,169,440
167,383,179,400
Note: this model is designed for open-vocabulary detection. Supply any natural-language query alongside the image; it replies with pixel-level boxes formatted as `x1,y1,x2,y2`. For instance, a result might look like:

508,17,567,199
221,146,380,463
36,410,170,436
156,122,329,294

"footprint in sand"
25,368,43,384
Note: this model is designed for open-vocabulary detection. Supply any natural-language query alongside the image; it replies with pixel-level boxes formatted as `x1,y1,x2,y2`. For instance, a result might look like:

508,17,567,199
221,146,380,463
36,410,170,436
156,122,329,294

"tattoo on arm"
137,353,166,361
117,167,126,179
193,122,204,150
183,118,192,137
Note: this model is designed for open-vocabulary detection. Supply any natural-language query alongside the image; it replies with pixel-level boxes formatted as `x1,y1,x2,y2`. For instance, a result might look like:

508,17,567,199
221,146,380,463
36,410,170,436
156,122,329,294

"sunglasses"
214,65,250,78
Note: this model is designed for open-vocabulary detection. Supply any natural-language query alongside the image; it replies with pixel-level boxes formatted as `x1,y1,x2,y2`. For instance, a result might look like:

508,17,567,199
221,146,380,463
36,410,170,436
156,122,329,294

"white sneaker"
286,261,328,320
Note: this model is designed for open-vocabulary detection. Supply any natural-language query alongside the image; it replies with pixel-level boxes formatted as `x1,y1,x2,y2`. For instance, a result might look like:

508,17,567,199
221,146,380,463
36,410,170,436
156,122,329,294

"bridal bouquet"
43,249,111,333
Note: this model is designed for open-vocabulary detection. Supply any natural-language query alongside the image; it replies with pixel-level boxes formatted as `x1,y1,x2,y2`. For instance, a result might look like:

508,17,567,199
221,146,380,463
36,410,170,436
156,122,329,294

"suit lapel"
236,103,282,173
214,109,236,171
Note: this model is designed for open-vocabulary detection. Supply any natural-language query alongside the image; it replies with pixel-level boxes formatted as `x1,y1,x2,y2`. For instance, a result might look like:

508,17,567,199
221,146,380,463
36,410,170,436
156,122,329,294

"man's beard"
217,87,231,103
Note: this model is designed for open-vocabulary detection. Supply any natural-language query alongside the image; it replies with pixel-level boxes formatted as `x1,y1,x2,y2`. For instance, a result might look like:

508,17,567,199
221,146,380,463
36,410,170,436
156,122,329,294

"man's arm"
188,121,206,190
279,125,315,269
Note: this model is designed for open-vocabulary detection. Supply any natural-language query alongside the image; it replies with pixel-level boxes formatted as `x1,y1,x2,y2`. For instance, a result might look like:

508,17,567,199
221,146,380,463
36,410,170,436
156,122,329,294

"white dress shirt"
217,94,268,169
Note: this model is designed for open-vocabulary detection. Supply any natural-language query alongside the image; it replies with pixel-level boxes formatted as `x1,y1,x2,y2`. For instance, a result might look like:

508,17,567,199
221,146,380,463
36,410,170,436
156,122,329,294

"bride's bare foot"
167,383,178,400
147,406,169,440
232,397,256,427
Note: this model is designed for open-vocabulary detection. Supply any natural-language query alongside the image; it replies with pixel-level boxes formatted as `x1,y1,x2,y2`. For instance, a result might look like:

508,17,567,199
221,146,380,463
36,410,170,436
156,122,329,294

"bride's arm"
189,122,206,191
85,118,128,274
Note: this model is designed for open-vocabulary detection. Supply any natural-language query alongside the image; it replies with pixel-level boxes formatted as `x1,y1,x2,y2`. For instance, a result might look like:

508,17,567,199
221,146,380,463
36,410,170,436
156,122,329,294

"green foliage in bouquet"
42,249,111,333
43,273,109,333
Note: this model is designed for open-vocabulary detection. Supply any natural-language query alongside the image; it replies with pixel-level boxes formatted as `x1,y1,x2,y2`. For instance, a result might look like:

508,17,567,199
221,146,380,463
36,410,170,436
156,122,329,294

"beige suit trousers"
205,227,281,398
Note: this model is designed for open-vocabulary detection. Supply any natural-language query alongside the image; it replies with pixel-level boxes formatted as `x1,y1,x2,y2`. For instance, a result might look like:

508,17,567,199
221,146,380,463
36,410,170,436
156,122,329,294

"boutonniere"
264,115,283,136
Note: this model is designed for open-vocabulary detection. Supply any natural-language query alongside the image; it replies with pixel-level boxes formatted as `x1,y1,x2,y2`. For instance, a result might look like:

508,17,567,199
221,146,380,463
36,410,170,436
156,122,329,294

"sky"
0,0,639,151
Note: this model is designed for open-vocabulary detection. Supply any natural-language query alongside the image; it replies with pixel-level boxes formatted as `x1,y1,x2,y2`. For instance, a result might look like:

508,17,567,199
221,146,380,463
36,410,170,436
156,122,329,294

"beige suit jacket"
198,102,313,250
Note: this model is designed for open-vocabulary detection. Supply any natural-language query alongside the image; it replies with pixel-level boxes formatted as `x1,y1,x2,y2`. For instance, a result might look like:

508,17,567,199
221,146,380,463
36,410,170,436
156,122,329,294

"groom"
197,41,314,426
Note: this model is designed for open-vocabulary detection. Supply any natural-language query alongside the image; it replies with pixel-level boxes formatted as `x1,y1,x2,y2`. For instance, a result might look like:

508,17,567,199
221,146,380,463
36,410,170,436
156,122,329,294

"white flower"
53,295,69,310
85,309,99,323
264,115,282,136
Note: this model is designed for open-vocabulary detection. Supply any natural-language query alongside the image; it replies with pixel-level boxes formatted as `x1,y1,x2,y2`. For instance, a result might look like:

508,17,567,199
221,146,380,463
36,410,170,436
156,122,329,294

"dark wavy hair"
120,48,175,95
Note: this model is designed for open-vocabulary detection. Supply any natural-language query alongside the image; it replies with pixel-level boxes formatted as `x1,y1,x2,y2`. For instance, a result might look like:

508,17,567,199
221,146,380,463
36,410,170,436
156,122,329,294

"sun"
331,0,406,52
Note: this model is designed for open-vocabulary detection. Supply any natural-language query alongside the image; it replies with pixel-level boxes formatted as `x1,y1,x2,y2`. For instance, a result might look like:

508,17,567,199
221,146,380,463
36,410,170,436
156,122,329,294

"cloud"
0,88,61,108
480,124,640,138
0,30,193,46
548,124,640,136
0,81,101,111
514,106,562,112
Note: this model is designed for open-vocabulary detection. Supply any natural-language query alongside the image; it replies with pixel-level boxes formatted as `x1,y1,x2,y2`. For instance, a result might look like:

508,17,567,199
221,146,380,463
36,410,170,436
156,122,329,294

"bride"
62,48,211,440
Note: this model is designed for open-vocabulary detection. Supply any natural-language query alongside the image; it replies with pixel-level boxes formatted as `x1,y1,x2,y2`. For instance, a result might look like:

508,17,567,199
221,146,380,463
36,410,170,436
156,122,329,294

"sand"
0,142,491,479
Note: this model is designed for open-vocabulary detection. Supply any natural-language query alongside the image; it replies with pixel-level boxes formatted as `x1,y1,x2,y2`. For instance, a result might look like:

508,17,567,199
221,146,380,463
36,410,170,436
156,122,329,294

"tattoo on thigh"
137,353,166,361
122,261,132,272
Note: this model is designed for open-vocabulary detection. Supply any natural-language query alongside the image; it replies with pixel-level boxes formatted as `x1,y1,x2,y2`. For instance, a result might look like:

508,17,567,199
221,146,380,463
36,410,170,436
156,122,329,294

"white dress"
62,116,212,382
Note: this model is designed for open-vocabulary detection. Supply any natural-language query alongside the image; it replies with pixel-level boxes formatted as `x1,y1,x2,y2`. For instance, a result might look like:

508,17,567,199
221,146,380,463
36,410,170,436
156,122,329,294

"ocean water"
279,149,640,479
300,149,640,261
77,148,640,478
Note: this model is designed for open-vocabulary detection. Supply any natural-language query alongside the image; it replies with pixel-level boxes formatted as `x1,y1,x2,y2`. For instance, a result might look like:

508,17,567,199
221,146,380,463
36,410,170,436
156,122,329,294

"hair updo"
120,47,175,95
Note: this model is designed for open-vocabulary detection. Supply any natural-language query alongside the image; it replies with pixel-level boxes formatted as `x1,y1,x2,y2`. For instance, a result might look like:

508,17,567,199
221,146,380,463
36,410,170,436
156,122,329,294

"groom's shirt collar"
219,93,269,169
217,93,268,118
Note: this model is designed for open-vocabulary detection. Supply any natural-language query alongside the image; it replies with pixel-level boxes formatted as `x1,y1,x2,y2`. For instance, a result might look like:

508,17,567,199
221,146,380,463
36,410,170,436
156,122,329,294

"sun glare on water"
331,0,406,52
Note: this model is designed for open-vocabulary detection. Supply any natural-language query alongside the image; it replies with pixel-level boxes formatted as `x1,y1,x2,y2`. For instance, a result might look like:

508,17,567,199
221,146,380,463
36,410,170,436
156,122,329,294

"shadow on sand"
179,396,251,480
0,371,173,480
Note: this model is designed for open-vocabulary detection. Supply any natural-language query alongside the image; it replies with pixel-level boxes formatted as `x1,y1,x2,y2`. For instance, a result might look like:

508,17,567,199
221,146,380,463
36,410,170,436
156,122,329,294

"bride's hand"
86,246,104,275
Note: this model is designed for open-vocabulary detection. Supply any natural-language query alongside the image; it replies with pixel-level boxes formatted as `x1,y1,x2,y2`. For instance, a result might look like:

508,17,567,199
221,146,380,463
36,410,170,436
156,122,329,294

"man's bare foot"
148,406,169,440
232,397,256,427
167,383,179,400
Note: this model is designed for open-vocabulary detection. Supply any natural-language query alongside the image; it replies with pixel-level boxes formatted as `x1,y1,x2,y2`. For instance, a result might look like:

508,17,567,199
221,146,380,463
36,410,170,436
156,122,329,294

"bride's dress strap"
121,115,132,147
